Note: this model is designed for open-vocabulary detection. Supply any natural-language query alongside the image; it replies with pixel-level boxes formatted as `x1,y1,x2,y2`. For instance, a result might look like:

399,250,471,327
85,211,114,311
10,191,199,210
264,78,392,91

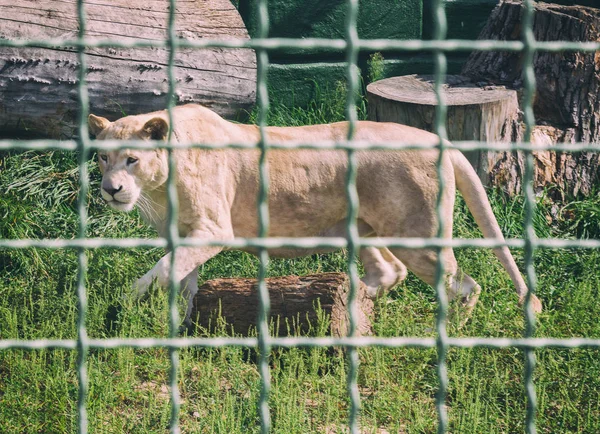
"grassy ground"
1,91,600,433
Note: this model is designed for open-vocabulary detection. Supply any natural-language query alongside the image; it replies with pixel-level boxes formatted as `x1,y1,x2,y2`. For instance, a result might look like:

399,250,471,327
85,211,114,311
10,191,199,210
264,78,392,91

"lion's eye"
99,154,108,162
126,157,139,166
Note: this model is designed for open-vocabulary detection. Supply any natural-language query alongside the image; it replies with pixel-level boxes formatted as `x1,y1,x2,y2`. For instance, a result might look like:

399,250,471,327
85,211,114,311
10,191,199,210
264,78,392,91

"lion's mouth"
107,199,135,212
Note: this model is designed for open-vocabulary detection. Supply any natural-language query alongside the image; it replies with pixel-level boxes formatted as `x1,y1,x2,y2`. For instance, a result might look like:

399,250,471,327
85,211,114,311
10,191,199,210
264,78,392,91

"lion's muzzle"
100,175,139,212
102,180,123,198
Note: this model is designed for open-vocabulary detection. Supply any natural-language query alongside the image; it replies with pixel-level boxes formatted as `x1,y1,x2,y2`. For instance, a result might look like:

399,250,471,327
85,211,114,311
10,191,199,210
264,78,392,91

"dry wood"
191,273,374,337
367,74,520,185
489,125,600,197
461,0,600,196
463,1,600,141
0,0,256,138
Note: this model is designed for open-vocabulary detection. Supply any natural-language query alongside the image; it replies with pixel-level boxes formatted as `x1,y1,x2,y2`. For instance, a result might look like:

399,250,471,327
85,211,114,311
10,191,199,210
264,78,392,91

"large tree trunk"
488,125,600,198
366,74,520,186
192,273,374,338
462,1,600,197
0,0,256,139
463,0,600,141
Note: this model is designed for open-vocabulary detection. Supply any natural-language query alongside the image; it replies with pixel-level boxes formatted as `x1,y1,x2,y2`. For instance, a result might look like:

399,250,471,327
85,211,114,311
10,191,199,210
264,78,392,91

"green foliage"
1,100,600,432
250,79,367,127
367,52,385,84
557,193,600,239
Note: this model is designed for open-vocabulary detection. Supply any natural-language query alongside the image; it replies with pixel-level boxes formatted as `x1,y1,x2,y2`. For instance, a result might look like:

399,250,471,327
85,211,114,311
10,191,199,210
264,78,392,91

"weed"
250,79,367,127
367,52,385,84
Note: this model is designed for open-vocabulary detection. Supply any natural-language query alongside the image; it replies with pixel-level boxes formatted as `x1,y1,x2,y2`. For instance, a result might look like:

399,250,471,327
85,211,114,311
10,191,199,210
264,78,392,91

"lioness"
89,104,542,325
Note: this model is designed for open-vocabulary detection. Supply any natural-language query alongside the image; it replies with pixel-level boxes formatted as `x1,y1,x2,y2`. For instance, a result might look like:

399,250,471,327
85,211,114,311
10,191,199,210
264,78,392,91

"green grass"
1,96,600,433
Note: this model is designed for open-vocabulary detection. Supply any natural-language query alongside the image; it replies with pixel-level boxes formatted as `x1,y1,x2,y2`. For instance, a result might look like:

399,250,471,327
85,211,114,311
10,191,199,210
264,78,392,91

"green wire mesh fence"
1,0,600,433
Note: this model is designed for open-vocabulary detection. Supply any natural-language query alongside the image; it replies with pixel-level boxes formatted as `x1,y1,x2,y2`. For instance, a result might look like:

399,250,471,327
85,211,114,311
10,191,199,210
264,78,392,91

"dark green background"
237,0,597,107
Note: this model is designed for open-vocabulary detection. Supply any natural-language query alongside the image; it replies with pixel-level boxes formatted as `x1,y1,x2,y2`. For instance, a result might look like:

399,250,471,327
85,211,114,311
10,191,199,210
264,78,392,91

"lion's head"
88,113,169,212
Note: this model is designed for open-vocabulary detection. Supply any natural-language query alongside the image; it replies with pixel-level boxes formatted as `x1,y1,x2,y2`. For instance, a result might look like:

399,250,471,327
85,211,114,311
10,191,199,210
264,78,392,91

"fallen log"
0,0,256,138
191,273,374,337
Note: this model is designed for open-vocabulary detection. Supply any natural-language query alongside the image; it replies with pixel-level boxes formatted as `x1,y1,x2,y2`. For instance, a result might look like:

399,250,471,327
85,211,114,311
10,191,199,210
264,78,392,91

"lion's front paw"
364,284,384,299
132,275,153,299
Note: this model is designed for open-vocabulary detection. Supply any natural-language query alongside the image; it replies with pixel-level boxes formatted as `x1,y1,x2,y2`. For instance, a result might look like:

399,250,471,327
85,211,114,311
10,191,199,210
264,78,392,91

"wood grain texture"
462,0,600,142
461,0,600,196
192,273,374,337
488,125,600,198
0,0,256,138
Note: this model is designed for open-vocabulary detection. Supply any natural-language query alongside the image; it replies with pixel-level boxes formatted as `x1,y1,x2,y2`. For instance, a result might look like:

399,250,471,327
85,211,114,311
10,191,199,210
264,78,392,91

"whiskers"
137,192,166,224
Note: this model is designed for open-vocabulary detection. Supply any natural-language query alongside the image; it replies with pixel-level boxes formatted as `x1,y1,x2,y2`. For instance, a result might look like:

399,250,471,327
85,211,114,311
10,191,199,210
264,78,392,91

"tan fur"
89,104,542,325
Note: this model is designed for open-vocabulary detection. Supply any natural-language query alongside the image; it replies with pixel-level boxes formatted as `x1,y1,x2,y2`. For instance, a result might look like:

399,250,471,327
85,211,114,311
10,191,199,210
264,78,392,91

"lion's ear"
141,117,169,141
88,114,110,136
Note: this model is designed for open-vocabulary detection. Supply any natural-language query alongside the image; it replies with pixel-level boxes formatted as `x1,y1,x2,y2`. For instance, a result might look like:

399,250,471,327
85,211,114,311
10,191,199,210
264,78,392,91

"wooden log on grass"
191,273,374,337
0,0,256,139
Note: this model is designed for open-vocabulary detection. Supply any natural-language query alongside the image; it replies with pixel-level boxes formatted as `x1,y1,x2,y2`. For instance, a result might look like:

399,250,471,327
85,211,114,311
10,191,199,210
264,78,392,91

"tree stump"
0,0,256,139
488,125,600,198
366,74,520,186
461,1,600,197
463,1,600,142
191,273,374,337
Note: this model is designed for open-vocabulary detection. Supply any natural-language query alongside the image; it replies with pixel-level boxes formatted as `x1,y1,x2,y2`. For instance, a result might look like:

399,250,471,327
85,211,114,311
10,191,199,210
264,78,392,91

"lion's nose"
103,184,123,197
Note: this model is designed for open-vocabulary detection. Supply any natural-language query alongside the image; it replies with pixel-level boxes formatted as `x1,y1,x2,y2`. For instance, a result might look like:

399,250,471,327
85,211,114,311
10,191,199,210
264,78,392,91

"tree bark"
461,0,600,197
191,273,374,337
488,125,600,198
0,0,256,139
462,1,600,141
366,74,520,186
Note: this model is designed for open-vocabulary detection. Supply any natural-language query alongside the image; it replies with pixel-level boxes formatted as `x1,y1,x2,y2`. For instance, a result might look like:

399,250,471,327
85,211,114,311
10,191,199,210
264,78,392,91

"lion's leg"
388,247,481,315
133,229,229,318
181,267,199,327
380,247,408,282
360,247,407,299
132,264,200,328
447,268,481,316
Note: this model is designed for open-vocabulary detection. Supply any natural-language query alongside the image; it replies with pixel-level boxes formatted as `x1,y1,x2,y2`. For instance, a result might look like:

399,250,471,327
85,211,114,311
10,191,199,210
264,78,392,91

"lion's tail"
449,150,542,313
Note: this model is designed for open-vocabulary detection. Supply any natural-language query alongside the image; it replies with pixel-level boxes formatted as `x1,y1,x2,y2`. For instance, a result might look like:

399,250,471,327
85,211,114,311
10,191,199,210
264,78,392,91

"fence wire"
1,0,599,433
431,0,449,431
